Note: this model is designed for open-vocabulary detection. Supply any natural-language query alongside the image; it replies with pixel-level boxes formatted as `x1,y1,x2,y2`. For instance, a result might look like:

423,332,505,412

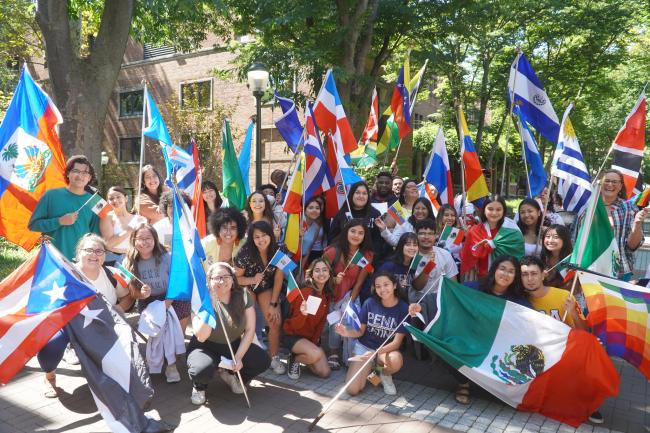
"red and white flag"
611,91,646,198
312,69,357,154
360,87,379,145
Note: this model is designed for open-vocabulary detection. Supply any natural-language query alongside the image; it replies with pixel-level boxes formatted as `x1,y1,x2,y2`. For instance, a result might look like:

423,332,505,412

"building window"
118,137,140,163
119,90,144,118
180,80,212,110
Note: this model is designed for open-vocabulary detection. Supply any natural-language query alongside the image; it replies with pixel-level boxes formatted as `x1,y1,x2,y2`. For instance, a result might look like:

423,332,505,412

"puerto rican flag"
0,242,96,384
312,69,358,154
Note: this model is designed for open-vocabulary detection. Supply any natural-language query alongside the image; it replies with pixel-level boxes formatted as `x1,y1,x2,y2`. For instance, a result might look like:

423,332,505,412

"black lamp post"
247,62,269,190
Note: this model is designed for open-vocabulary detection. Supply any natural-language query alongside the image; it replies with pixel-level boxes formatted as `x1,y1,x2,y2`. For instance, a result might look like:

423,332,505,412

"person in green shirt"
28,155,100,260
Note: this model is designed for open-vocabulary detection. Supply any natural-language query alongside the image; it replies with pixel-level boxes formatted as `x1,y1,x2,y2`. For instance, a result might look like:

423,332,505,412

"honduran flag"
0,242,96,384
390,66,411,139
407,278,619,427
423,127,453,205
313,70,358,154
0,67,67,251
611,91,646,198
459,108,489,207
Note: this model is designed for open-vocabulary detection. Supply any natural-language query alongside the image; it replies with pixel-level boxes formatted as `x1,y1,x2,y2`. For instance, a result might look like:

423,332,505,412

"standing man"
371,171,397,205
600,169,648,280
392,176,404,197
29,155,100,260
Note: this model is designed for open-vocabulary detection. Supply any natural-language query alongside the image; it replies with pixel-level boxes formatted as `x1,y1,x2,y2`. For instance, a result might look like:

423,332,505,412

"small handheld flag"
350,250,373,273
286,272,302,303
343,301,362,331
109,263,136,288
270,249,298,276
88,194,113,218
438,225,465,247
629,187,650,208
386,201,407,225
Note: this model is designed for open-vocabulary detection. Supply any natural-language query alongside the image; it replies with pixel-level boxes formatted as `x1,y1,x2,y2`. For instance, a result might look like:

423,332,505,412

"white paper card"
327,309,342,325
371,202,388,215
218,356,235,370
305,295,322,315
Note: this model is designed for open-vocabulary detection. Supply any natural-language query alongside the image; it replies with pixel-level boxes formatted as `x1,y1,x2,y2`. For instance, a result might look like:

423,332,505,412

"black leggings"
186,337,271,390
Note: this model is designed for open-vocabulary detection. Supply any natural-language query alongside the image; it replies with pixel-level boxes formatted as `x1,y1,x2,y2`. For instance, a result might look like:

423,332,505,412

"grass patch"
0,238,31,280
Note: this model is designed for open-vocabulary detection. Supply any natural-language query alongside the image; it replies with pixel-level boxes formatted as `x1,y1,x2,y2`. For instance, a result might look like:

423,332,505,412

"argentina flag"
508,53,560,144
551,104,592,215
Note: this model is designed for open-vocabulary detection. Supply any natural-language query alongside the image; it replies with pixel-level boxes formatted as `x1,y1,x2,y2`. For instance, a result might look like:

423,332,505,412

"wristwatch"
270,301,279,308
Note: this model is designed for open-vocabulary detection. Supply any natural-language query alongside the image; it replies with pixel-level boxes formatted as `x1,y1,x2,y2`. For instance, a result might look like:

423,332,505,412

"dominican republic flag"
312,69,358,154
303,102,333,201
274,92,302,153
423,127,453,204
344,301,362,331
390,66,411,139
508,52,560,144
166,184,217,329
407,278,619,427
66,294,167,433
0,67,67,251
611,91,646,198
269,248,298,276
88,194,113,218
551,104,592,215
0,242,96,384
514,107,548,198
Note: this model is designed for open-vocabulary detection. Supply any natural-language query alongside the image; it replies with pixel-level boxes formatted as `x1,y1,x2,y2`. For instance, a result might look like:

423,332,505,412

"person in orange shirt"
282,258,332,380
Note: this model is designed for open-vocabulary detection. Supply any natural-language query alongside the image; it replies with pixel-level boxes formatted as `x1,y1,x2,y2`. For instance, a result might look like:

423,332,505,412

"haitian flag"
407,278,619,427
0,242,96,384
0,67,67,251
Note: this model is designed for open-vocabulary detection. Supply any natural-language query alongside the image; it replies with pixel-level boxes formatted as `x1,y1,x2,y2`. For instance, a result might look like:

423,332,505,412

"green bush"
0,238,30,281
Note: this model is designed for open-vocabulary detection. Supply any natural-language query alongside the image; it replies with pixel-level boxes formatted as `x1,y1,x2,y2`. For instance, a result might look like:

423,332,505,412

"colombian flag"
282,152,305,259
459,108,489,206
0,68,66,251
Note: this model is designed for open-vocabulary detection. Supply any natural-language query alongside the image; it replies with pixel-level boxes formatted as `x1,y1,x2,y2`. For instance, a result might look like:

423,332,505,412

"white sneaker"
63,344,79,365
380,373,397,395
165,364,181,383
190,387,206,405
219,370,244,394
270,355,286,374
287,354,301,380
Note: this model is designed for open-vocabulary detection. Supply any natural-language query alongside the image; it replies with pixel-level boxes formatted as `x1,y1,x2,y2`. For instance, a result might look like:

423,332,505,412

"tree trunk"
36,0,134,177
474,52,492,151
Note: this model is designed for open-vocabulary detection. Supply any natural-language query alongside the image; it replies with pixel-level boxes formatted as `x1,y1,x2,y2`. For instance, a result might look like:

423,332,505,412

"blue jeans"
37,329,69,373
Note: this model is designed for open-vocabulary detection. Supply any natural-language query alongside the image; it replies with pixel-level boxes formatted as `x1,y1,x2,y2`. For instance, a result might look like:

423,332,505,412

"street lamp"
100,151,109,193
247,62,269,190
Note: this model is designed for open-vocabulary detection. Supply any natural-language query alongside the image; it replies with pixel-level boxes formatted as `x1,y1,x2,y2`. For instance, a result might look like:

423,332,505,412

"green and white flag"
570,187,620,277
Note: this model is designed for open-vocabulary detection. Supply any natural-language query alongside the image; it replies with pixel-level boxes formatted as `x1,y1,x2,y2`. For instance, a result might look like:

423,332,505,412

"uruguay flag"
274,92,302,153
423,127,453,204
313,70,358,153
0,67,67,251
508,53,560,144
515,107,548,198
166,184,217,329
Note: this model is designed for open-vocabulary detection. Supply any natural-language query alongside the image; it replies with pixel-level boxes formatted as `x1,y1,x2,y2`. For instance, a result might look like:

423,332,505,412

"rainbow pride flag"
629,187,650,208
459,108,489,207
579,271,650,380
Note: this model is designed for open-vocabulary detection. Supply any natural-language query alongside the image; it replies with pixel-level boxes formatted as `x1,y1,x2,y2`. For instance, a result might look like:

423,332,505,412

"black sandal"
327,354,341,370
455,383,471,405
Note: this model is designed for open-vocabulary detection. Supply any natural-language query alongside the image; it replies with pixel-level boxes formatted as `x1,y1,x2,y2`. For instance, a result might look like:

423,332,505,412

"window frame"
117,136,141,164
118,88,144,119
179,78,213,111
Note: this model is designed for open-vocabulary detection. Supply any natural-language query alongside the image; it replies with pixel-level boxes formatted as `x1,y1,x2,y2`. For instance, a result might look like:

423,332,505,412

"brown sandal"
454,383,471,405
44,373,59,398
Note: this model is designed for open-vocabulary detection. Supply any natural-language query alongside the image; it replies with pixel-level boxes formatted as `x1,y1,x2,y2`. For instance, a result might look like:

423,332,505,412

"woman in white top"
516,198,543,257
375,198,435,247
100,186,146,265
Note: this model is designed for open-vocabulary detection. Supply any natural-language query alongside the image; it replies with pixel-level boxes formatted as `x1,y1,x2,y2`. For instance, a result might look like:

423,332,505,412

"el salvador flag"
344,301,362,331
508,53,560,144
423,127,453,204
166,184,217,328
515,107,548,198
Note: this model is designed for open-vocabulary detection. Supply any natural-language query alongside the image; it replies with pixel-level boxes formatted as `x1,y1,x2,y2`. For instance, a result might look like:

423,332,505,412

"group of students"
26,155,645,424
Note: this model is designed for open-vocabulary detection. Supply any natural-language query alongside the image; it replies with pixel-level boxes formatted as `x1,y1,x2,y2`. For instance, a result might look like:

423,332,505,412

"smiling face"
519,203,540,228
392,178,403,195
202,187,217,204
77,239,106,271
403,181,419,201
67,162,92,191
543,228,563,253
347,224,366,247
442,208,457,227
374,276,397,301
601,171,623,202
107,189,127,211
134,227,155,259
218,221,239,245
402,239,419,259
143,169,160,194
249,193,266,216
208,265,234,299
484,201,504,227
252,228,271,252
412,201,429,221
305,200,322,220
375,176,392,196
310,261,330,289
352,185,369,209
493,260,516,295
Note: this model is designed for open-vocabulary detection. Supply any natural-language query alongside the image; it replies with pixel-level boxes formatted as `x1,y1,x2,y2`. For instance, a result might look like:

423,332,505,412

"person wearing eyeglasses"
600,169,648,280
28,155,101,260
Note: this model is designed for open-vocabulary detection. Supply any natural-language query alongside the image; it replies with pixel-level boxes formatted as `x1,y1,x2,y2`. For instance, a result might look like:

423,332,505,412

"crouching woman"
187,262,271,405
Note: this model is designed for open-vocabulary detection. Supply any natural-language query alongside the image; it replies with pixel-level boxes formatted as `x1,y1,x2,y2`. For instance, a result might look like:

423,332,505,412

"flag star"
79,306,102,328
42,281,66,304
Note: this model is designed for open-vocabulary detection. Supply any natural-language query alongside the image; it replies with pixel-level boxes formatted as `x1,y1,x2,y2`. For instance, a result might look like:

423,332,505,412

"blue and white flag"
508,53,560,144
423,127,453,204
274,92,302,153
344,301,361,331
269,249,298,276
166,184,217,328
515,107,548,198
551,104,592,214
238,119,254,196
333,131,362,186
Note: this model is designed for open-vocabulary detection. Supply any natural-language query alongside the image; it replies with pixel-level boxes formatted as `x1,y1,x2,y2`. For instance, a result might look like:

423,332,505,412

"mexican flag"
438,225,465,246
407,278,619,427
488,218,525,261
350,250,373,273
286,272,301,302
87,194,113,218
571,192,620,277
409,252,435,278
